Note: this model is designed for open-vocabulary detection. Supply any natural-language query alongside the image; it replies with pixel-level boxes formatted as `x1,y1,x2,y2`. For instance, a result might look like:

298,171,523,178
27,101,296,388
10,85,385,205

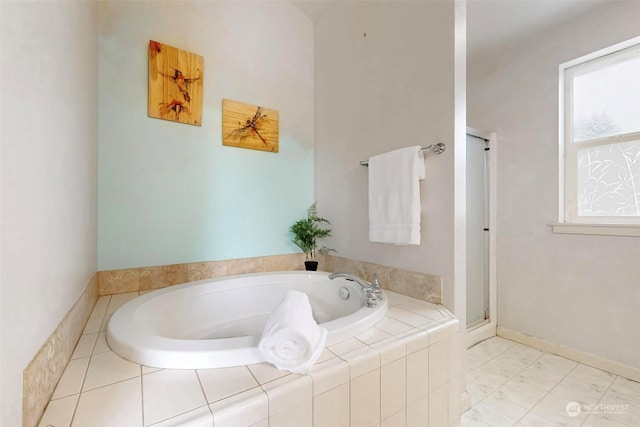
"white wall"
468,1,640,368
98,1,314,270
0,1,99,425
314,1,464,313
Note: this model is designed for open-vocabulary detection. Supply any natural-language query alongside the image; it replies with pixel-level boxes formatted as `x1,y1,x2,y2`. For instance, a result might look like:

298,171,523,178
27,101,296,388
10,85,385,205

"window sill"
550,222,640,237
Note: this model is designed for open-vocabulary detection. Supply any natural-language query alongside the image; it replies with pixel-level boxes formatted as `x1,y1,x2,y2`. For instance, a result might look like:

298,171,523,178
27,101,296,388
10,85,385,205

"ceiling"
290,1,333,22
467,0,609,62
291,0,611,61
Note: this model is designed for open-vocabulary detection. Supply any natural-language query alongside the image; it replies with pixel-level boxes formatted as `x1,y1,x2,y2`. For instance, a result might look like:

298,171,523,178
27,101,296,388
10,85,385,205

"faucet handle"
370,273,383,300
364,288,379,308
371,273,380,288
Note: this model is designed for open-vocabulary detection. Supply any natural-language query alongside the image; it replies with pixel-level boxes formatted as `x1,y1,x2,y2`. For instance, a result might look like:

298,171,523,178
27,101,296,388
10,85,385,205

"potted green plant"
289,202,335,271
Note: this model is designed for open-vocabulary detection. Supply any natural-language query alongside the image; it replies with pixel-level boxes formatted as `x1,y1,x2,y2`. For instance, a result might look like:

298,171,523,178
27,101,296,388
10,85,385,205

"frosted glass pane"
572,56,640,142
577,140,640,216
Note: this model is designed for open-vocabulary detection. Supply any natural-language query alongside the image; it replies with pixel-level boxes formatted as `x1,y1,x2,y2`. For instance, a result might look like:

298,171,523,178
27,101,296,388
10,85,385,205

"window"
558,37,640,234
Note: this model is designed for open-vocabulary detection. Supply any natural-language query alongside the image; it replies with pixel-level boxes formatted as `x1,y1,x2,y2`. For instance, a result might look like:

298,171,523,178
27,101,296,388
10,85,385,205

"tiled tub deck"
38,290,461,427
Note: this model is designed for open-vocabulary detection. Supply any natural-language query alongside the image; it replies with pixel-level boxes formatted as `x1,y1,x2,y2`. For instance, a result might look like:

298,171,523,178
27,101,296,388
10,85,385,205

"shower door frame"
465,127,498,349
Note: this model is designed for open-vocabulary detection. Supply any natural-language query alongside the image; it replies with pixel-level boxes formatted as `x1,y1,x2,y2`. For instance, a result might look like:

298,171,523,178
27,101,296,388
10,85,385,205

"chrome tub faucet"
328,272,384,308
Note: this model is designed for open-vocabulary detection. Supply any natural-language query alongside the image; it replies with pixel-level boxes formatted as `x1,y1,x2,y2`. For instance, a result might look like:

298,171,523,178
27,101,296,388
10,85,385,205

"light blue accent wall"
98,1,314,270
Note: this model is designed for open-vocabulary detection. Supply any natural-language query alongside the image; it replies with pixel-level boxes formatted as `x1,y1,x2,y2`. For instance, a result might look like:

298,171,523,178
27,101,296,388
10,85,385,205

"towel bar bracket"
430,142,446,154
359,143,446,166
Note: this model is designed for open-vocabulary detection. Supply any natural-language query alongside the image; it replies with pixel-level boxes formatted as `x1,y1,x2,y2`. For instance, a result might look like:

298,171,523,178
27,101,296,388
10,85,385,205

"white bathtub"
107,271,387,369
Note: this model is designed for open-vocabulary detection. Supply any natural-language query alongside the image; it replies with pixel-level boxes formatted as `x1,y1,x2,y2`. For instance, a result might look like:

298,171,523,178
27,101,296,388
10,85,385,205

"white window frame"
555,36,640,237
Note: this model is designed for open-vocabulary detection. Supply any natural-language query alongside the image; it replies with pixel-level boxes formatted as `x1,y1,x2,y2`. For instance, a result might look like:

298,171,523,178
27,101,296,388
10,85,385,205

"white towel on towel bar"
368,146,425,245
258,290,327,374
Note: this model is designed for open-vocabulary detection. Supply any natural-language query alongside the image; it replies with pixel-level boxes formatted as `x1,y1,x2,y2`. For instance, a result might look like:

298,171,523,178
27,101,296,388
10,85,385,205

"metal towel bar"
359,143,446,166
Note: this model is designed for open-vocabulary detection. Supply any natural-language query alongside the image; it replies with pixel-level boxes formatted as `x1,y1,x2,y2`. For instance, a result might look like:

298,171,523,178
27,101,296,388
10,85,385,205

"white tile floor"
462,336,640,427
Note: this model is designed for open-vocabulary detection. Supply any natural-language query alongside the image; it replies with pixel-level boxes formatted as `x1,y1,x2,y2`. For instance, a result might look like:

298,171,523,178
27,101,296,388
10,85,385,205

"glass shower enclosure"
465,128,496,347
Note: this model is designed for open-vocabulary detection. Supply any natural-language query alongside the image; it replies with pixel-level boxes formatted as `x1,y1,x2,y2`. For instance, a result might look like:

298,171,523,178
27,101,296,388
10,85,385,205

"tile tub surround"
98,253,443,305
38,290,461,427
324,255,443,304
97,253,315,295
23,274,98,427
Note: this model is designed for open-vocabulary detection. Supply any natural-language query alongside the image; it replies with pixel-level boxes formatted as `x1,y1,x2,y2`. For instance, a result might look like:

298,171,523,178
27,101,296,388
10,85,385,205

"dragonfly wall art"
222,99,279,152
148,40,203,126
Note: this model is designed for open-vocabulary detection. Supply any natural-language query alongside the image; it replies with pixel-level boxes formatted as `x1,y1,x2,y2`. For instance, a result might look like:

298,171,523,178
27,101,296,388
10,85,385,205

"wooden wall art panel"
222,99,279,153
148,40,203,126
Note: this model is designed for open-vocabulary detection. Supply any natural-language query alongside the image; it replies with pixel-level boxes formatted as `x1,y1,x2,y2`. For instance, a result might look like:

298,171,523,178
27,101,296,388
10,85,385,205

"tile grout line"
581,371,619,426
245,365,261,385
467,342,509,415
472,340,628,427
596,373,619,406
468,340,546,425
143,369,213,426
510,357,578,426
378,349,382,426
76,294,152,426
260,380,271,424
464,342,514,424
74,368,142,394
65,294,113,427
139,368,145,427
345,346,354,426
465,338,640,426
404,345,408,426
310,372,315,426
146,404,213,427
467,339,520,405
511,351,570,425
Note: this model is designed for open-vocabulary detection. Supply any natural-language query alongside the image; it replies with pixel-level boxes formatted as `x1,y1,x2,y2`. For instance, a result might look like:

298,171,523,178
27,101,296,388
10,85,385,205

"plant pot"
304,261,319,271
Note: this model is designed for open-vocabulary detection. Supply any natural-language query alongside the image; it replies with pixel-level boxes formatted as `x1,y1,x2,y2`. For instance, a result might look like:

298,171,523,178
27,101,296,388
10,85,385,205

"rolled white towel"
258,290,327,374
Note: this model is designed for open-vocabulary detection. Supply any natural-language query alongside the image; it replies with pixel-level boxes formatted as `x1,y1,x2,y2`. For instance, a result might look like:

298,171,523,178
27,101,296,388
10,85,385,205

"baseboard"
465,322,497,349
23,275,99,427
497,326,640,382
